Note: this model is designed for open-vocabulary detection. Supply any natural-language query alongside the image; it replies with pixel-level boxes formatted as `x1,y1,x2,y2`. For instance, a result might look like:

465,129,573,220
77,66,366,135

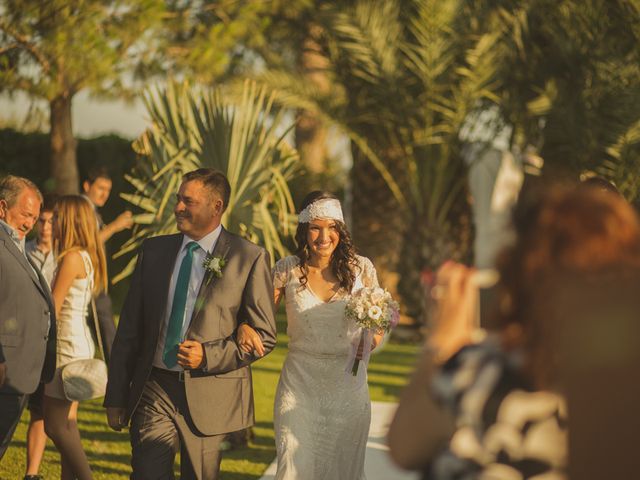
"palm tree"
598,119,640,201
463,0,640,184
112,80,300,282
258,0,640,322
259,0,503,320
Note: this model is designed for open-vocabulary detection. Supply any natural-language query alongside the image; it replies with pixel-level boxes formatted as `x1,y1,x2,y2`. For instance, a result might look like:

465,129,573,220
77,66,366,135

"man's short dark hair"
41,193,59,213
183,168,231,212
84,166,112,185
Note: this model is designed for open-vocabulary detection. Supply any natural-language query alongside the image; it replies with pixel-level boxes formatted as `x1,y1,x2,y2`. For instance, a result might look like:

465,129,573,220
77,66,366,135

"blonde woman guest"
44,196,107,480
239,191,384,480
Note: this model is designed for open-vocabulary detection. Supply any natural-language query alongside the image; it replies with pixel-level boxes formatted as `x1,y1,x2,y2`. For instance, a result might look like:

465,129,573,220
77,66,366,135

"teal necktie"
163,241,200,368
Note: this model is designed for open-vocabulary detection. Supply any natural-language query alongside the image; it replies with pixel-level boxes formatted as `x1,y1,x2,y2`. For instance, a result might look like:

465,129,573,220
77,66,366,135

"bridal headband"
298,198,344,223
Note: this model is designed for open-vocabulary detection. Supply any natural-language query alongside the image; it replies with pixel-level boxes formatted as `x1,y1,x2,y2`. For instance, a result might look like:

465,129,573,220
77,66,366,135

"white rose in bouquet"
370,287,385,304
367,305,382,321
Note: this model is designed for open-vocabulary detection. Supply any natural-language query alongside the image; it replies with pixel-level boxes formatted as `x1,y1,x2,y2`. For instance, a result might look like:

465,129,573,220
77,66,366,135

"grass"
0,317,419,479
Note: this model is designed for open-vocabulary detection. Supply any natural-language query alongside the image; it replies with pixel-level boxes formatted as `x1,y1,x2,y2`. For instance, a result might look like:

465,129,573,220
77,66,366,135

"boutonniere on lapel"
202,252,227,286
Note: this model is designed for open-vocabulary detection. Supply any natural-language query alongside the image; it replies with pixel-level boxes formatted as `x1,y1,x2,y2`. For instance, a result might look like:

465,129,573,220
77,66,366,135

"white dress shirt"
153,225,222,371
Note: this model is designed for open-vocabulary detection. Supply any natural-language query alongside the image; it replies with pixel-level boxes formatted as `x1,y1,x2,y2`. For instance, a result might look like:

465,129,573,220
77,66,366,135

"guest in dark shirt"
81,167,133,364
82,166,133,243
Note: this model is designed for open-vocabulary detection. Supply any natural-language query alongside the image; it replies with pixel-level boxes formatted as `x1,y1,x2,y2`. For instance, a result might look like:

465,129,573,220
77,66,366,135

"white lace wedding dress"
273,255,379,480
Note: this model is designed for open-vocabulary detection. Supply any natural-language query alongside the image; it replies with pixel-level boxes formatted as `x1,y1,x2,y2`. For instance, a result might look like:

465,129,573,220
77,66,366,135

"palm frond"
113,79,301,282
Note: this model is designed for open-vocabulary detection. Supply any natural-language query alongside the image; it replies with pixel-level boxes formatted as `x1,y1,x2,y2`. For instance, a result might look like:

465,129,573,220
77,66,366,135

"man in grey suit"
104,168,277,479
0,175,56,459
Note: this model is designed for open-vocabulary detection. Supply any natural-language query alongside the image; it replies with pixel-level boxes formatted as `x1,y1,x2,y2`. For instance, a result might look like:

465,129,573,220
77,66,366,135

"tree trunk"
294,24,329,198
50,94,78,194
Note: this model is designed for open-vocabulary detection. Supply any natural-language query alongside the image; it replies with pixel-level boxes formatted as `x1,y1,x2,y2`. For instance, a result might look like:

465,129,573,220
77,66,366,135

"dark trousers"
0,393,28,459
129,368,224,480
92,291,116,364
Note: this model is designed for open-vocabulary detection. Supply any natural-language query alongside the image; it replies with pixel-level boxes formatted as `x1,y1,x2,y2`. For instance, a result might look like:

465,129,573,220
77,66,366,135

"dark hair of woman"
492,186,640,389
294,191,359,293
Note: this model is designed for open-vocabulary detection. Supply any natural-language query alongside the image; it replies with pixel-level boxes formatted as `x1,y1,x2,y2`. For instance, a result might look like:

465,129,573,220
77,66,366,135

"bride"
239,191,383,479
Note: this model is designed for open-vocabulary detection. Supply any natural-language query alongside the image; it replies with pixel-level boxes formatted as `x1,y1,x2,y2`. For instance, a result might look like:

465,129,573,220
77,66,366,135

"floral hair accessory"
298,198,344,223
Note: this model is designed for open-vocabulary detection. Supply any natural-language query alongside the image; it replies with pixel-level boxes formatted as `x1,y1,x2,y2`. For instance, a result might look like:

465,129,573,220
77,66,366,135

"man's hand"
237,323,265,357
0,362,6,388
112,210,134,233
106,407,126,431
177,340,205,369
100,211,134,243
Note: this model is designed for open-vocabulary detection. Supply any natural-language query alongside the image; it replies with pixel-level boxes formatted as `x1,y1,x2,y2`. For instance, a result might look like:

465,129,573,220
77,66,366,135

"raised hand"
113,210,134,232
427,261,479,364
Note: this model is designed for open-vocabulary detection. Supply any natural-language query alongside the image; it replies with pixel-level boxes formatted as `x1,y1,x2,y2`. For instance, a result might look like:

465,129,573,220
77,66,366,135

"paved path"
260,401,419,480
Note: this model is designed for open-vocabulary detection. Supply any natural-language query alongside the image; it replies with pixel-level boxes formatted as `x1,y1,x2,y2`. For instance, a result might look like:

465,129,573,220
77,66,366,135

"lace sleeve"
358,256,379,288
272,256,298,289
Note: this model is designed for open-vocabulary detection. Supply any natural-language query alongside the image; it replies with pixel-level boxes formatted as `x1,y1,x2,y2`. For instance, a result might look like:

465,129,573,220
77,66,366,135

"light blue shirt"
153,225,223,371
26,239,57,287
0,219,26,254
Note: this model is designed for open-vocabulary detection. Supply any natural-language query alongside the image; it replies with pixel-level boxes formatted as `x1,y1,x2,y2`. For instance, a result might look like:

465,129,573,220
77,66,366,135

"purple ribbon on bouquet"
345,328,374,377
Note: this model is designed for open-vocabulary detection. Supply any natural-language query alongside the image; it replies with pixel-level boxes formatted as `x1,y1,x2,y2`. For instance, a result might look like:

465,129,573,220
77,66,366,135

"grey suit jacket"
0,228,56,395
104,228,277,435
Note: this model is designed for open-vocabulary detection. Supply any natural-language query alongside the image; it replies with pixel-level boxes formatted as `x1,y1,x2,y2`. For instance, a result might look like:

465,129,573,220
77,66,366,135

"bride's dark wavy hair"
295,191,359,293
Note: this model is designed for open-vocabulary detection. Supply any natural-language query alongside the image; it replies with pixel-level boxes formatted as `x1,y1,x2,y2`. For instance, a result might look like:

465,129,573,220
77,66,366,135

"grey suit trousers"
0,393,28,459
129,368,224,480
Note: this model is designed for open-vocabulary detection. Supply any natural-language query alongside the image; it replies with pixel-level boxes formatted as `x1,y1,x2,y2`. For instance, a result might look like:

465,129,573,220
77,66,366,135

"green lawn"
1,318,419,479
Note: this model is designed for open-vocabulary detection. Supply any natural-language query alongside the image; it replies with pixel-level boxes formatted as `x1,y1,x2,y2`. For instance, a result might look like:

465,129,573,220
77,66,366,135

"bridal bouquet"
345,287,400,376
